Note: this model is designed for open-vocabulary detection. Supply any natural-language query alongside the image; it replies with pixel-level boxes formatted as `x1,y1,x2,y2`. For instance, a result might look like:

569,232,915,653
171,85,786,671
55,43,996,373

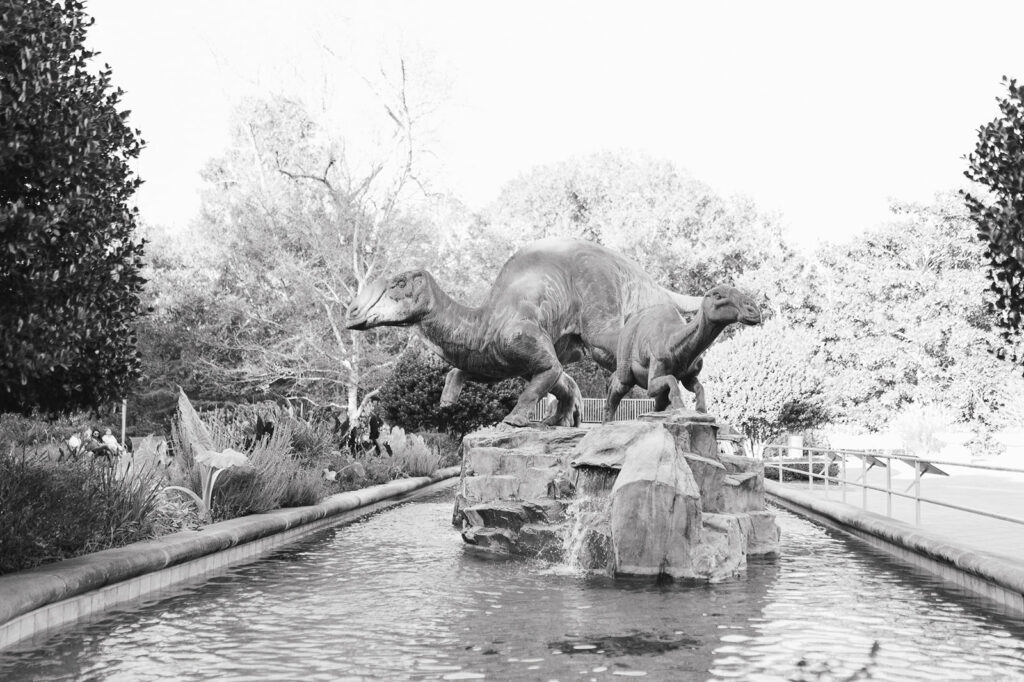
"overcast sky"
87,0,1024,248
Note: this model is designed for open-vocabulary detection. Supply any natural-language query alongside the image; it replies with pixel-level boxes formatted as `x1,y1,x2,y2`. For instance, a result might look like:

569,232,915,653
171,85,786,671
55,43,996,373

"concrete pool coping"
0,466,461,651
766,481,1024,617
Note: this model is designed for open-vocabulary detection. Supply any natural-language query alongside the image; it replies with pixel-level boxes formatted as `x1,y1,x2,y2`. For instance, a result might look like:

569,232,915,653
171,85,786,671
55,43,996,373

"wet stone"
461,526,516,554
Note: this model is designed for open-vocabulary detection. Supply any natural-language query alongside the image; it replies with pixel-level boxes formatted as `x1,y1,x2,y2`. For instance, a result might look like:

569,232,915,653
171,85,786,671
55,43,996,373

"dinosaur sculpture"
604,285,761,422
345,237,703,427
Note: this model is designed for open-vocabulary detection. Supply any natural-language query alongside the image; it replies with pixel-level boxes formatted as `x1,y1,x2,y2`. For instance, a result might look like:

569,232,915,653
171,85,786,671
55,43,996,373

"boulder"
460,501,532,532
462,474,519,502
520,465,561,499
517,524,564,561
461,526,516,554
719,454,765,512
678,451,726,512
465,447,561,477
570,466,619,496
570,421,662,469
640,409,719,461
692,513,748,582
462,426,585,456
745,510,781,556
607,422,703,578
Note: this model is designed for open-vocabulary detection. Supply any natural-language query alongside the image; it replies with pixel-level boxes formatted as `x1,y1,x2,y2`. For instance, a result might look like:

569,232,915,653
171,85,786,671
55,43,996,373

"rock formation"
453,409,780,582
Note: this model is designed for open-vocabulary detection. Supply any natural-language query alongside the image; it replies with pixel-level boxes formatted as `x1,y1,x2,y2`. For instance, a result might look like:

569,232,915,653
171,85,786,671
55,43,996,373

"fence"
530,397,656,423
762,444,1024,530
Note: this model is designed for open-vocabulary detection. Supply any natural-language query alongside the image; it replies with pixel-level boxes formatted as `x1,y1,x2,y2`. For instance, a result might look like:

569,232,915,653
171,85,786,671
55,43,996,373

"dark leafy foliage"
0,450,161,575
378,348,523,436
0,0,145,413
964,76,1024,364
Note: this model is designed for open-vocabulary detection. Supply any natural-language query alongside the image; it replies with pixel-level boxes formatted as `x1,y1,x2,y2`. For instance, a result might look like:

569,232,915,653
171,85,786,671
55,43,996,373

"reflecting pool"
2,487,1023,680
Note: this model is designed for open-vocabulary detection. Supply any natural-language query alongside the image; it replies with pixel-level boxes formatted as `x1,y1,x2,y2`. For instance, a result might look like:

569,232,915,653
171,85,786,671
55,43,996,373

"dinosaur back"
485,237,687,354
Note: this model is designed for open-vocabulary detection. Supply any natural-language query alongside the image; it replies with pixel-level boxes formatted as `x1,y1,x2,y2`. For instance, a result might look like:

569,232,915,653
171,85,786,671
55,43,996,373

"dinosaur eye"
395,277,407,288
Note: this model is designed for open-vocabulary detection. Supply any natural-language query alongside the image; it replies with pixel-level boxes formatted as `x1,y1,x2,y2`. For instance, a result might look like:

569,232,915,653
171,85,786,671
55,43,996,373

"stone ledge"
766,481,1024,615
0,466,460,637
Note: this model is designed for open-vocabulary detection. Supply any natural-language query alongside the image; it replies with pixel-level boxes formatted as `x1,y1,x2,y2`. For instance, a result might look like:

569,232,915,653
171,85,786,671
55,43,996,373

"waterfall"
560,466,619,572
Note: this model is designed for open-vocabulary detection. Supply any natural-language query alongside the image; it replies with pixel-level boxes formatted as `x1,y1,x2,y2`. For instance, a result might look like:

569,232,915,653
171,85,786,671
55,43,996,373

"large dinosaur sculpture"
345,237,703,427
604,284,761,422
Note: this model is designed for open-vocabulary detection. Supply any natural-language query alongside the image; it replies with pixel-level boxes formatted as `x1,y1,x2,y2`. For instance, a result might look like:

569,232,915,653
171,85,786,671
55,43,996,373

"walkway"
770,458,1024,564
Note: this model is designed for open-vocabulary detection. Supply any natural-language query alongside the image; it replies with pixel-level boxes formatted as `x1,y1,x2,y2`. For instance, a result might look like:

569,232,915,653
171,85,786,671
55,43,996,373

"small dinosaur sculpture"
604,285,761,422
345,237,703,427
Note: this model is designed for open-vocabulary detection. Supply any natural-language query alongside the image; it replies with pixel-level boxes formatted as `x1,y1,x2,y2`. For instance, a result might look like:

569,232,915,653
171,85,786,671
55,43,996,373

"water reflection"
1,489,1023,681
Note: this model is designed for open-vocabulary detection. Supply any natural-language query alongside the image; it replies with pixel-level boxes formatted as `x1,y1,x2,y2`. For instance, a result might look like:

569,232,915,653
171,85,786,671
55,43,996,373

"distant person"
365,397,392,456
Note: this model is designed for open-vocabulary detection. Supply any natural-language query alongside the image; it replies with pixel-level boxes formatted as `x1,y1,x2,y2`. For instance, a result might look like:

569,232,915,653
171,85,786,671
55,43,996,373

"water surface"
2,488,1024,680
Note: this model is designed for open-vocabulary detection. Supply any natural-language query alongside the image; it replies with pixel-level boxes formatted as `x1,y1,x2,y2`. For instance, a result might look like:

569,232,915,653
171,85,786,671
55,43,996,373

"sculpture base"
454,411,780,581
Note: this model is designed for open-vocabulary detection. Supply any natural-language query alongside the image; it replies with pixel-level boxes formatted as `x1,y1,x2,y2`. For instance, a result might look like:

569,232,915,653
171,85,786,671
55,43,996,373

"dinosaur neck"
668,309,725,363
415,277,489,367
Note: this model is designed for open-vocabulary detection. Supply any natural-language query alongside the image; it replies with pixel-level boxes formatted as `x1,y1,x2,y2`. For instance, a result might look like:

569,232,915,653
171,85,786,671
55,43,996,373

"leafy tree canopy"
964,76,1024,364
484,151,792,296
0,0,145,413
702,318,829,453
813,193,1024,434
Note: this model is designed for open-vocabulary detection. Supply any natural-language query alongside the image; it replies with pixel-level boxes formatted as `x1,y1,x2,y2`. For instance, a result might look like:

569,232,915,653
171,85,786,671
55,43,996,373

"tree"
486,151,792,296
0,0,145,413
191,73,440,415
813,193,1024,444
701,318,830,455
964,76,1024,365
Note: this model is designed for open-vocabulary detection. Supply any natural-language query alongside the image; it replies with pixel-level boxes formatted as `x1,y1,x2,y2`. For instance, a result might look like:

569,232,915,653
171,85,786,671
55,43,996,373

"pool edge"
766,482,1024,618
0,468,460,651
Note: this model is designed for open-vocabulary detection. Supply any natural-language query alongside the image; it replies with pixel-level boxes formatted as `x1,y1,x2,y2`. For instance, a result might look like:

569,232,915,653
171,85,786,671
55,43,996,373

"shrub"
387,425,441,477
378,348,522,435
0,448,161,575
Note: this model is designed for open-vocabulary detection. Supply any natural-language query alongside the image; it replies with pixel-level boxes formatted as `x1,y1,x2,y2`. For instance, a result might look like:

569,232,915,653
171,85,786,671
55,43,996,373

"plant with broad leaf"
164,389,251,522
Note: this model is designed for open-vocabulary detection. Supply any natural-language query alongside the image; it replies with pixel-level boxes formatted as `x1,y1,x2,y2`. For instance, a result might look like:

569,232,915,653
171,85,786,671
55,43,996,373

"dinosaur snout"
345,279,388,330
739,301,762,325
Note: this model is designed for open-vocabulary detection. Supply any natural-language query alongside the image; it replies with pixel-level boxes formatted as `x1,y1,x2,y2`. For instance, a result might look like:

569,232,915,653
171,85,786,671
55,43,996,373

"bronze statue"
604,285,761,421
345,237,702,427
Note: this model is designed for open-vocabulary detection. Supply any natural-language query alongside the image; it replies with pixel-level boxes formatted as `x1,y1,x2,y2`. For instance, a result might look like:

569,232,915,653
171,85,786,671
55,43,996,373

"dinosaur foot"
542,412,577,428
502,413,532,428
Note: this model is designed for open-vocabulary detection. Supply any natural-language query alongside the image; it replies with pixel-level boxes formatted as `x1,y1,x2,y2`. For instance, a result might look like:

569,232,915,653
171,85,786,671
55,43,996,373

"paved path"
772,459,1024,563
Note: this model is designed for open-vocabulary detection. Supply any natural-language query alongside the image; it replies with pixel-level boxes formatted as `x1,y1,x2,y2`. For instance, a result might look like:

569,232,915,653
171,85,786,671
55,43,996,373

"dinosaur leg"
543,372,583,427
681,373,707,413
440,368,468,406
604,373,633,422
502,331,566,427
504,365,563,427
648,362,685,412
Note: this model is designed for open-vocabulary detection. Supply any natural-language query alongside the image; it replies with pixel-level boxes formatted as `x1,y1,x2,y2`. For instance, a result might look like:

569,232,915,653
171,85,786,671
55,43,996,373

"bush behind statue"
378,349,523,435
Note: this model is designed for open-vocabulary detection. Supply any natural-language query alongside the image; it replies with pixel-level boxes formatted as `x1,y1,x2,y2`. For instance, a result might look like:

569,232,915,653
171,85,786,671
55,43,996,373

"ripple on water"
1,491,1023,681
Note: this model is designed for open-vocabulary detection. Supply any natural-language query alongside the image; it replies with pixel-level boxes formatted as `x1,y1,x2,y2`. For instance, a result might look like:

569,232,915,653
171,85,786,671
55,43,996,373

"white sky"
87,0,1024,248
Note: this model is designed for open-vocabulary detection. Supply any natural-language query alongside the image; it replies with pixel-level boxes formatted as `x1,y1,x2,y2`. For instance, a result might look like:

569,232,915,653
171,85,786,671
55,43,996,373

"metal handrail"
762,443,1024,528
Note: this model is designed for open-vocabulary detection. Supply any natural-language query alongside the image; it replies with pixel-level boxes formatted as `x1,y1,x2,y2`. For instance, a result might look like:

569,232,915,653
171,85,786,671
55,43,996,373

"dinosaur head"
702,285,762,326
345,270,434,330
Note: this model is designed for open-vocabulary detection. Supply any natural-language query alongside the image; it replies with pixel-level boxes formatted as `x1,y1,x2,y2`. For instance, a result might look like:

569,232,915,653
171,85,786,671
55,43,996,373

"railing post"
914,460,922,526
862,458,868,510
886,455,892,517
824,455,830,499
778,448,783,483
807,446,813,490
841,452,847,504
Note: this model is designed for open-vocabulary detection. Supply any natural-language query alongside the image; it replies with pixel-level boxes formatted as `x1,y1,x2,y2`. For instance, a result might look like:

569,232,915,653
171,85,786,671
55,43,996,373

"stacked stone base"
453,410,780,582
